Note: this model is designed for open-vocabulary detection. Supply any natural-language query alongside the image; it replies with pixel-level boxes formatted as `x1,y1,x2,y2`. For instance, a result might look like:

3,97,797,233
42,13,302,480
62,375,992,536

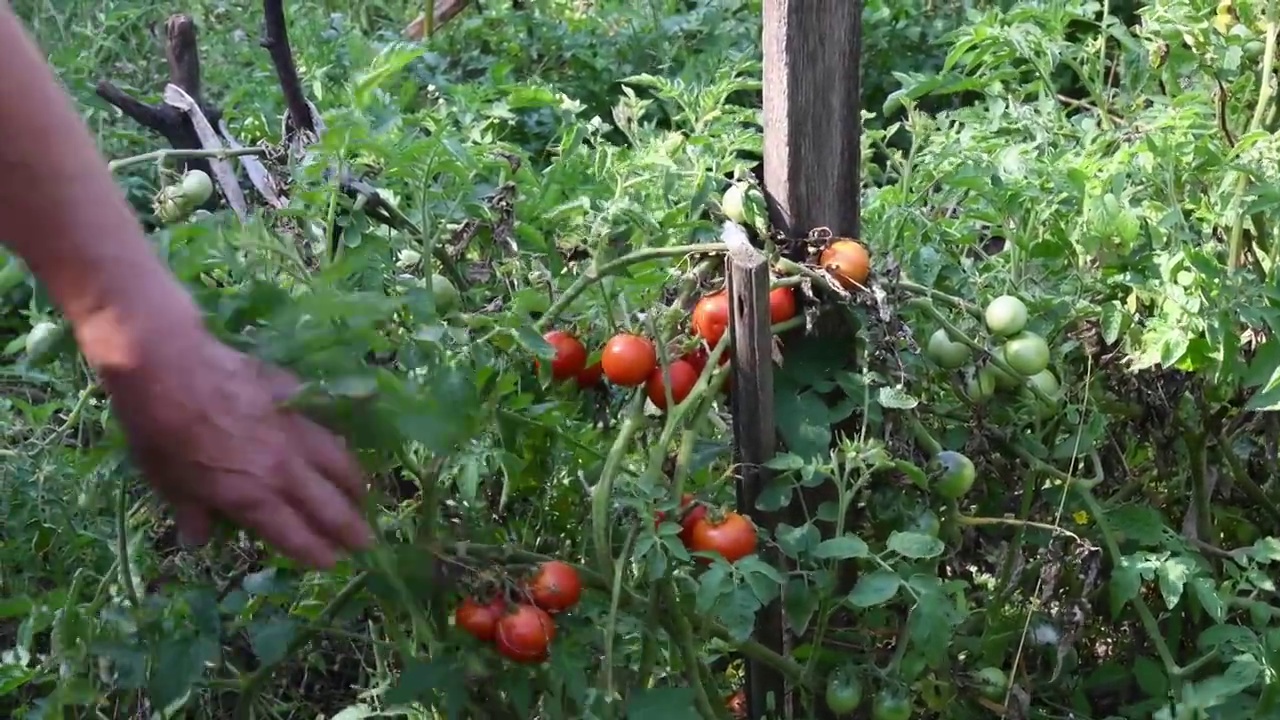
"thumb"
173,501,214,548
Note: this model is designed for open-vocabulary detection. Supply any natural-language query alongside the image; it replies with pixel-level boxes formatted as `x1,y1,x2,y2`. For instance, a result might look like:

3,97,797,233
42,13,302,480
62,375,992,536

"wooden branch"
762,0,863,240
404,0,473,41
94,14,224,205
261,0,314,139
724,221,788,720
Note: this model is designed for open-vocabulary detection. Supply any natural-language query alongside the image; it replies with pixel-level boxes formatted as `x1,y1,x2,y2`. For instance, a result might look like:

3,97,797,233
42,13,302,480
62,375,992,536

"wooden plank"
762,0,863,239
723,221,787,719
760,2,864,718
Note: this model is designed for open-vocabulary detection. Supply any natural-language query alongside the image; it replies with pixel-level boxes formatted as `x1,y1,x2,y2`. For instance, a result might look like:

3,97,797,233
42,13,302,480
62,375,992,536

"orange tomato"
601,333,657,386
527,560,583,614
645,360,700,410
688,511,758,563
692,291,731,348
819,239,871,288
769,286,797,324
541,330,587,381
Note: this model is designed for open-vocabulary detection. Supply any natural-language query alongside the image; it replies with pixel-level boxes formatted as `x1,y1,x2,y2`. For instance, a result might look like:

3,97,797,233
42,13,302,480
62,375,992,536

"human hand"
102,328,373,569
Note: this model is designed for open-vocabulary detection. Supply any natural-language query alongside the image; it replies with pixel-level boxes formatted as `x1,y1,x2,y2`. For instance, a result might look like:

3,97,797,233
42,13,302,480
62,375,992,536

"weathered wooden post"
763,0,863,239
738,1,861,719
724,221,788,718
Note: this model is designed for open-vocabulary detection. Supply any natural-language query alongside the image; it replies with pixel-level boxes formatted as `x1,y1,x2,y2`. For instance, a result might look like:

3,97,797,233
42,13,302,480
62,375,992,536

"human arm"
0,5,372,569
0,2,203,377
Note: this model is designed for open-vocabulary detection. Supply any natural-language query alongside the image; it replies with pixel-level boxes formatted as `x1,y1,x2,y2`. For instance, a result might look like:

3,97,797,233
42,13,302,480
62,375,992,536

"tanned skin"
0,4,372,569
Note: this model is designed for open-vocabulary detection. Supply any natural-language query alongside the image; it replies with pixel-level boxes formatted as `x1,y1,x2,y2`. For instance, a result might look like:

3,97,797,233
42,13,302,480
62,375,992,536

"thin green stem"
536,244,728,332
108,146,266,172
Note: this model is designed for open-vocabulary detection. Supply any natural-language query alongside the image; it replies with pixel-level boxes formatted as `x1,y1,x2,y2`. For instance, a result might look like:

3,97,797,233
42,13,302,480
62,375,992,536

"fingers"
293,416,367,503
173,501,213,547
283,455,374,553
237,498,340,570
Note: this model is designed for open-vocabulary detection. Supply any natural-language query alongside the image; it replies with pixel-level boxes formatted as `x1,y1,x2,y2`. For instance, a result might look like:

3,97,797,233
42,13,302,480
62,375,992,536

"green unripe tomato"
925,328,970,369
722,182,747,224
1002,332,1051,376
431,273,461,314
825,672,863,715
871,689,913,720
973,666,1009,701
180,169,214,205
930,450,976,499
966,366,997,402
153,184,192,224
24,320,63,362
984,295,1028,337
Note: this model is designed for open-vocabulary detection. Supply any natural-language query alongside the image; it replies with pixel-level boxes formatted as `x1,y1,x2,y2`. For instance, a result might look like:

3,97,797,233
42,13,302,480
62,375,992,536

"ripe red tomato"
688,511,757,563
679,503,709,548
645,360,699,410
692,292,730,348
656,493,699,531
495,603,555,663
576,361,603,388
528,560,582,614
769,286,797,324
455,595,505,642
682,346,709,375
541,330,587,381
601,333,657,386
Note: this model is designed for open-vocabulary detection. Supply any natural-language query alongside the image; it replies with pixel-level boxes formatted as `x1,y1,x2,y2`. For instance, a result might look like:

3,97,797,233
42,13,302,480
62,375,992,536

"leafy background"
2,0,1280,718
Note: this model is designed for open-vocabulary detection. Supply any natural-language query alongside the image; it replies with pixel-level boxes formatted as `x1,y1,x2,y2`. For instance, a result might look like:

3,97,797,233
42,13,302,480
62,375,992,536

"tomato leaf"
887,531,945,559
625,687,697,719
813,535,871,560
847,570,901,608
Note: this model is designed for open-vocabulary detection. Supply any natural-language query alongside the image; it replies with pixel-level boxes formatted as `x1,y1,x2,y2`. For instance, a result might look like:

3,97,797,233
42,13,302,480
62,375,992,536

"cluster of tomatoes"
538,237,872,408
656,493,758,563
454,560,583,664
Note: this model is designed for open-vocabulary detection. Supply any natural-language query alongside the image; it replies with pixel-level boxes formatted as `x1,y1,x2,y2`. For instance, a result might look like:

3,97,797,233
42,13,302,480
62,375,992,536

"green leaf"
1133,655,1168,699
774,523,821,559
1109,556,1142,618
847,570,901,608
1107,505,1169,546
626,687,698,719
248,616,297,665
783,577,820,636
695,563,731,615
386,658,457,705
1249,537,1280,563
1190,577,1226,624
887,531,945,559
877,385,919,410
1156,556,1195,609
813,535,870,560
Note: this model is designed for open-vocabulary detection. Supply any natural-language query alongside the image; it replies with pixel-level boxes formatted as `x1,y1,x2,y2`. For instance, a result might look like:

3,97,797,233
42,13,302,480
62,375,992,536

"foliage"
3,0,1280,719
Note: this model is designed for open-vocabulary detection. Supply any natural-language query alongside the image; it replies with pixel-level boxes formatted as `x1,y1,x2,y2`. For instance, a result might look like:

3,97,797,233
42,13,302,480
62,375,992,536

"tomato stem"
535,243,729,332
592,389,648,579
